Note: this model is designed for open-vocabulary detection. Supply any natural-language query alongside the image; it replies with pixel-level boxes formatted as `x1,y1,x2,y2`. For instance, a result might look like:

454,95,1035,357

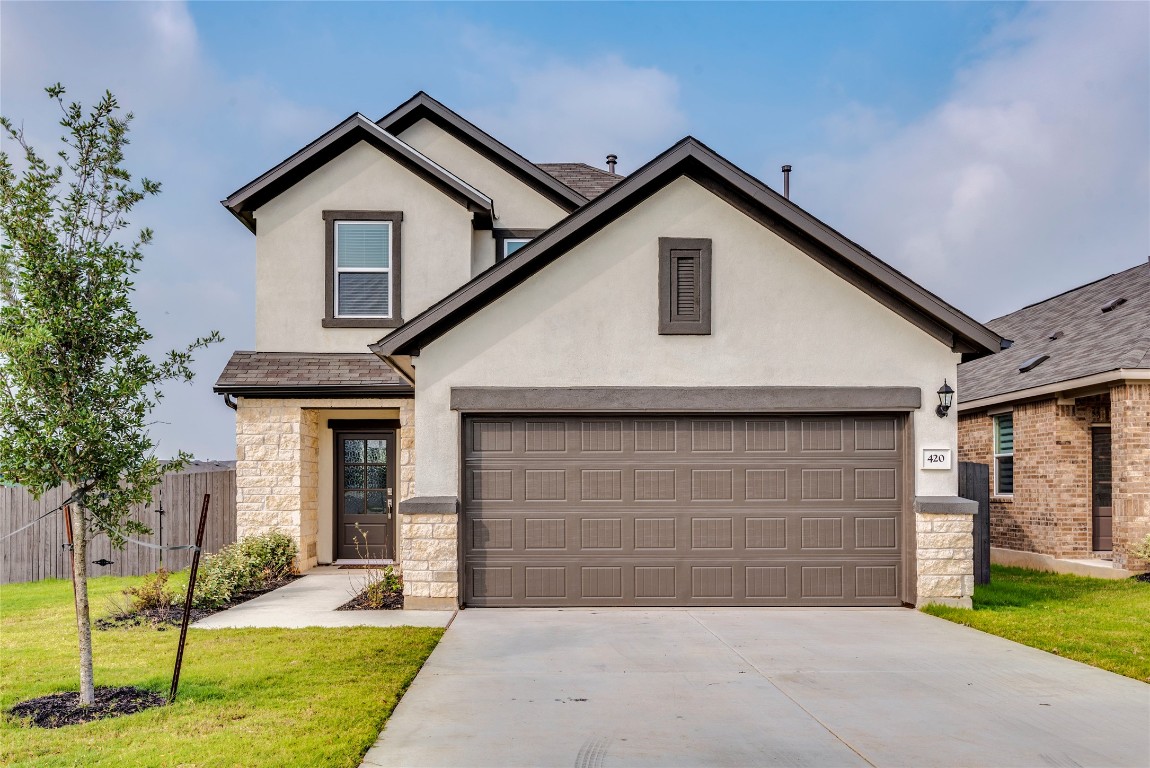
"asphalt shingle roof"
537,163,624,200
214,352,408,392
958,262,1150,404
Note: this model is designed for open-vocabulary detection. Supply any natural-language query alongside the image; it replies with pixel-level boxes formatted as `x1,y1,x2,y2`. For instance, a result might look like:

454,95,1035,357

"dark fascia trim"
397,495,460,516
493,228,545,262
450,386,922,413
214,385,414,399
914,496,978,515
377,92,587,211
327,418,402,430
372,137,1002,359
658,237,712,335
221,113,493,233
323,210,403,328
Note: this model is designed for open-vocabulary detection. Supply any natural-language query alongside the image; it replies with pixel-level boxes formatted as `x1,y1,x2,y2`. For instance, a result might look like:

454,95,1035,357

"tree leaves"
0,84,222,538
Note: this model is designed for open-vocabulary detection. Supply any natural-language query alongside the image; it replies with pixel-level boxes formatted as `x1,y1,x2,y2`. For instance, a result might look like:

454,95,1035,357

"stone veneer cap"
914,496,978,515
399,496,460,515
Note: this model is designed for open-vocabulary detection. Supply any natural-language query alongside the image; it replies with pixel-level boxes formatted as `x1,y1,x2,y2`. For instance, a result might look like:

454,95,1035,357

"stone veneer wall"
235,396,414,571
915,511,974,607
957,397,1099,558
398,512,458,608
1111,382,1150,570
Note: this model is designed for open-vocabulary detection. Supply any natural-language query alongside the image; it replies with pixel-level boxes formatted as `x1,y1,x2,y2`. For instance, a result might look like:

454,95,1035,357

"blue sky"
2,1,1147,459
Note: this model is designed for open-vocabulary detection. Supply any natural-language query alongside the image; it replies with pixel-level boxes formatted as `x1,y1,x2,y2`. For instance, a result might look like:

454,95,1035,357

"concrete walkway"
193,567,454,629
362,608,1150,767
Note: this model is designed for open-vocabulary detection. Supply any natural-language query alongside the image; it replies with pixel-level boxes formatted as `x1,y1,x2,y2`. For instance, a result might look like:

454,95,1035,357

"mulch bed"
336,589,403,611
7,686,166,728
1134,572,1150,584
96,575,301,630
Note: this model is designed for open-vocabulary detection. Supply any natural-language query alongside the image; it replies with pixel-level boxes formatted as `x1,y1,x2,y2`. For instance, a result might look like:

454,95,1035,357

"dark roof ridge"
378,92,589,210
538,161,623,177
985,261,1149,325
372,134,1000,360
221,113,493,232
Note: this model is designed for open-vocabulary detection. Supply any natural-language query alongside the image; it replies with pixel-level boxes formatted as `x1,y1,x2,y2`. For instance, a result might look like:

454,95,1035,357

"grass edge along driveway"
924,565,1150,683
0,575,442,767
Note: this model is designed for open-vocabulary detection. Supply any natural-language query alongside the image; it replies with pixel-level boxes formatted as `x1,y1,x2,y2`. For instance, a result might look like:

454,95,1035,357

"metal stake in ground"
169,493,209,704
63,504,77,601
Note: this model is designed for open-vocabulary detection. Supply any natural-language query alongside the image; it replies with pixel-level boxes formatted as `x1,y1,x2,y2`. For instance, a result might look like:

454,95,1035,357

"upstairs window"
323,211,403,328
502,238,531,259
994,413,1014,496
494,229,543,263
658,237,712,335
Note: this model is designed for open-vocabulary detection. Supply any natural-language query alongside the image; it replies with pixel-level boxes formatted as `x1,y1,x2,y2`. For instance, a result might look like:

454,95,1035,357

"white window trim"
993,413,1014,498
334,220,393,319
502,238,532,260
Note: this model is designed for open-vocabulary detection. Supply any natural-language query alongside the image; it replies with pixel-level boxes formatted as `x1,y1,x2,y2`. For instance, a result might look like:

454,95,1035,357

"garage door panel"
466,509,899,558
466,463,901,508
466,559,902,606
463,415,903,607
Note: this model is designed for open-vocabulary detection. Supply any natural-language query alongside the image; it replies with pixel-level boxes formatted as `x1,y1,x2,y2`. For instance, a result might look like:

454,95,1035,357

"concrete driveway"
362,608,1150,768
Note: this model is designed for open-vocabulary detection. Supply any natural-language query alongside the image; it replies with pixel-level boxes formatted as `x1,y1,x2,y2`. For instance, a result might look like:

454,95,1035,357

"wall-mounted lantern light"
936,380,955,418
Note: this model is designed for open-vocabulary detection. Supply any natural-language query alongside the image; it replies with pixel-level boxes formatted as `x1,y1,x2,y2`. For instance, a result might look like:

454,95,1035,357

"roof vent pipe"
606,154,618,174
782,164,792,199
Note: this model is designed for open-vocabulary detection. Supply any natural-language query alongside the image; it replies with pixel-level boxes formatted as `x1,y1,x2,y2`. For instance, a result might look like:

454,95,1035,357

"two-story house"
215,92,1001,610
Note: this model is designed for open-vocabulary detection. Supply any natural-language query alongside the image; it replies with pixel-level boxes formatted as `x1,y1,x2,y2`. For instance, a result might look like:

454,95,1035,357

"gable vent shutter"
674,254,698,318
658,238,712,335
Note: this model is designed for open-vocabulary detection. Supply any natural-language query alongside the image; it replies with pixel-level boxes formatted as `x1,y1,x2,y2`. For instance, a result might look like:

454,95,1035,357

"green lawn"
924,565,1150,682
0,575,442,767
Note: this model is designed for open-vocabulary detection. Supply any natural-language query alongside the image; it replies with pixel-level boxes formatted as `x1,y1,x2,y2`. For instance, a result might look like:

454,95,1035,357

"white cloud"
1,1,334,459
796,3,1149,321
465,46,686,172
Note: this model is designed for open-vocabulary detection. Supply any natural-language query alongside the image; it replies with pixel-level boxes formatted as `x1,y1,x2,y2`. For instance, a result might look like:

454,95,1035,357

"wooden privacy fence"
958,461,992,585
0,463,236,584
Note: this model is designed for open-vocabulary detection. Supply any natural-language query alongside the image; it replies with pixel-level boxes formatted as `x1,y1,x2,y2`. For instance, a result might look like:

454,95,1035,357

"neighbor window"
322,211,402,328
994,413,1014,496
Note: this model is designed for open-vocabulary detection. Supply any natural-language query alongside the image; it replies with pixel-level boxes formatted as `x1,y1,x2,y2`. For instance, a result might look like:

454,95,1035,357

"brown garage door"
462,415,904,607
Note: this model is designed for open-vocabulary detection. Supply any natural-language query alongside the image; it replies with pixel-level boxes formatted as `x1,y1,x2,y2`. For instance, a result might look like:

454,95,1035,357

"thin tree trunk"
71,504,95,706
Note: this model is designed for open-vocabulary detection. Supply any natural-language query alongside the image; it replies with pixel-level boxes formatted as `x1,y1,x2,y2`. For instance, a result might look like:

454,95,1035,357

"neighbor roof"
221,113,493,233
378,92,589,211
214,352,412,397
372,136,1001,360
958,262,1150,405
537,163,624,200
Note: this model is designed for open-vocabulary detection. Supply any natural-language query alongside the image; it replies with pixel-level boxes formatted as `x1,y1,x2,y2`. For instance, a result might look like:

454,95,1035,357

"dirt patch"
96,575,301,630
336,590,403,611
7,686,166,728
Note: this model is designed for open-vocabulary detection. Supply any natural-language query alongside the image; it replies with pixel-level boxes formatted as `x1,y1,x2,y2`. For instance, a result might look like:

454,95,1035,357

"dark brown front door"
335,430,396,560
1092,427,1112,552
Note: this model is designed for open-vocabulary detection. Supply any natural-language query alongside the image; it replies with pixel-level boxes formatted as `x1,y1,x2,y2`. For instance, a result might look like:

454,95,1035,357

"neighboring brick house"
957,262,1150,572
215,91,1003,609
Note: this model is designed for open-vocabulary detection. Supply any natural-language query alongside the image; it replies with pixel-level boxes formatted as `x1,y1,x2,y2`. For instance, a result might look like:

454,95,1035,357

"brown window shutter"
659,238,711,334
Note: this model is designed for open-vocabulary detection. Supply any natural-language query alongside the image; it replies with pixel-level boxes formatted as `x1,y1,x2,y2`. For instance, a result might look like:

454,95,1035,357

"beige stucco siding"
253,141,474,352
413,176,961,498
398,119,569,231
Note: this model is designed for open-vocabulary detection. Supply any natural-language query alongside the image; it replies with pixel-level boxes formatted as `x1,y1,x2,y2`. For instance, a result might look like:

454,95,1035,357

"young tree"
0,86,220,705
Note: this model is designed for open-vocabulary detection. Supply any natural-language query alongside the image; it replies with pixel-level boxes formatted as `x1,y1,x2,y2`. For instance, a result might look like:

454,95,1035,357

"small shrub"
193,532,297,609
1131,534,1150,563
348,523,403,609
362,566,403,609
123,568,177,613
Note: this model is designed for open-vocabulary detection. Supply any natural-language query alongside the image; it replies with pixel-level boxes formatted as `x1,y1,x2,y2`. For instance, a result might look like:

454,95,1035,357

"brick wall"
958,397,1096,558
1112,382,1150,570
